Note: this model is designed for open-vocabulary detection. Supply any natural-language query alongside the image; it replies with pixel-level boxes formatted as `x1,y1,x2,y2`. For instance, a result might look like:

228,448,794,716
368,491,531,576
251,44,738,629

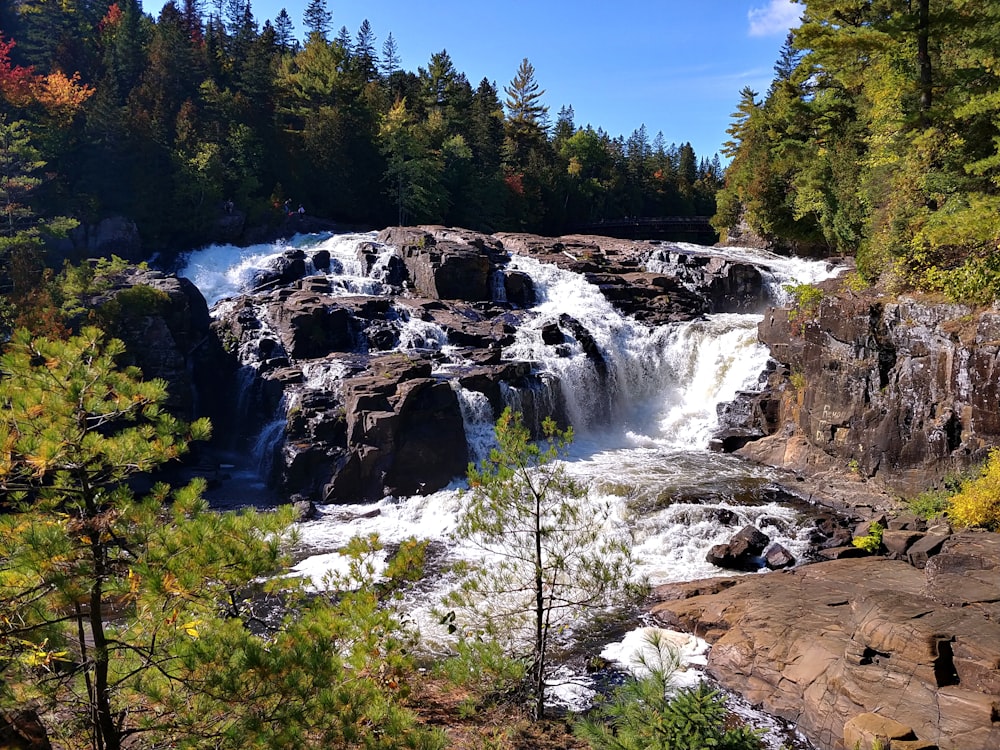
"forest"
0,0,722,256
716,0,1000,304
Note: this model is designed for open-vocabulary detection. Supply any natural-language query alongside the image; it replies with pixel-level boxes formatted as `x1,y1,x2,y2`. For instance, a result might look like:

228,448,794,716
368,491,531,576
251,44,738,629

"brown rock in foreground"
651,532,1000,750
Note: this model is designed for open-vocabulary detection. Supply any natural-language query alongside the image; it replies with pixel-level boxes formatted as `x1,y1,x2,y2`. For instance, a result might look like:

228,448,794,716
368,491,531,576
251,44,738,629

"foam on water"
177,232,831,746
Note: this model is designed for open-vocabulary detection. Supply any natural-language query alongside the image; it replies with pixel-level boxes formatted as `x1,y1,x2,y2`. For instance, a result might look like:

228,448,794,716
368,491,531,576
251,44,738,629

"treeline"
714,1,1000,303
0,0,721,254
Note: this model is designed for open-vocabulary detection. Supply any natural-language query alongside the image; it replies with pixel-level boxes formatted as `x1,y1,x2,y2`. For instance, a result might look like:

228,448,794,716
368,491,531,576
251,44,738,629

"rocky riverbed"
70,226,1000,750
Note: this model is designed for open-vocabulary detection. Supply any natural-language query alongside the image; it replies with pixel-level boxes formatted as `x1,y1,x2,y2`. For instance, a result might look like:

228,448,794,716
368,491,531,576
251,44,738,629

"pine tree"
0,327,445,749
302,0,331,41
381,31,401,78
353,18,378,82
443,409,638,719
273,7,296,51
504,57,547,128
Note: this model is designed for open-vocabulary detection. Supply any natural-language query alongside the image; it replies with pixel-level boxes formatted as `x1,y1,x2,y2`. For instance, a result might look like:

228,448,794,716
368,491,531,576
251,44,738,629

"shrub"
948,448,1000,530
575,631,762,750
852,521,884,553
908,489,952,521
783,283,823,333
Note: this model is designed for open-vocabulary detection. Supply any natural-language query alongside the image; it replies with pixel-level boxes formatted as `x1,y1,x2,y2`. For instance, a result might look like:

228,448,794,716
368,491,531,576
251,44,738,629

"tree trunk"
533,490,545,720
917,0,932,114
90,557,120,750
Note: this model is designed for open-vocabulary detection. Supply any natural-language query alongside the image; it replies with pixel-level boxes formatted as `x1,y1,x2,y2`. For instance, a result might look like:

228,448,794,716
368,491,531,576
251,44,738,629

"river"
177,231,840,747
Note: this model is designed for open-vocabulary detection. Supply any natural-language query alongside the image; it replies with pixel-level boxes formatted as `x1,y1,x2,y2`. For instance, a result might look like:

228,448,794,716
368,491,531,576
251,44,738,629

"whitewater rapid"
177,231,834,747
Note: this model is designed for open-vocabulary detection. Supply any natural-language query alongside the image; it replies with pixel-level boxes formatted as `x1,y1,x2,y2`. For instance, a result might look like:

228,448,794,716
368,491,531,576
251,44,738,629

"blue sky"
141,0,802,159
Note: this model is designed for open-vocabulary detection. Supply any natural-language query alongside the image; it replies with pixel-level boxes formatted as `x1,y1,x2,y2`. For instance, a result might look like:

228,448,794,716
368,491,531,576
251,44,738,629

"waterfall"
502,254,772,446
176,232,834,747
396,310,450,352
503,254,672,433
646,242,843,305
251,395,289,486
453,386,497,465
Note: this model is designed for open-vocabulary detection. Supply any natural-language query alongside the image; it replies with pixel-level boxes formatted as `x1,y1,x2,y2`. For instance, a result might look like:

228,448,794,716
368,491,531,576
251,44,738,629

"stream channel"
176,231,843,748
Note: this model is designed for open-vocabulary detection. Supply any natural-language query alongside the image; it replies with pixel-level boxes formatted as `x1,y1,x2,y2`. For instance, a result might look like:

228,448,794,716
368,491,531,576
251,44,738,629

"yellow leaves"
128,568,140,595
163,608,201,638
20,640,69,670
162,572,185,596
949,448,1000,530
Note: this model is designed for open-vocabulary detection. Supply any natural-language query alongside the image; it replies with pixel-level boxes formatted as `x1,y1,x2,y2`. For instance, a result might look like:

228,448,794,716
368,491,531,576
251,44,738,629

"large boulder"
87,267,229,420
652,532,1000,750
377,226,500,301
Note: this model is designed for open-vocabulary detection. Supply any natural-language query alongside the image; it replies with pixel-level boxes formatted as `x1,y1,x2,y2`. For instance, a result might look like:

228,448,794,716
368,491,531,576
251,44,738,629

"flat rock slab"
652,541,1000,750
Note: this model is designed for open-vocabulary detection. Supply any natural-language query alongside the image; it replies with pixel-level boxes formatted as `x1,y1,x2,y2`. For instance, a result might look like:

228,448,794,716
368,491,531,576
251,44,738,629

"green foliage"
852,521,885,554
443,408,640,719
908,488,953,521
948,448,1000,530
716,2,1000,303
575,633,763,750
0,327,441,749
783,282,823,329
3,3,724,250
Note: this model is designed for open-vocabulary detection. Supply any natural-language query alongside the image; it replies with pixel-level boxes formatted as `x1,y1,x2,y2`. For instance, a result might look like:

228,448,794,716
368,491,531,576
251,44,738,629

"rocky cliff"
731,280,1000,498
654,531,1000,750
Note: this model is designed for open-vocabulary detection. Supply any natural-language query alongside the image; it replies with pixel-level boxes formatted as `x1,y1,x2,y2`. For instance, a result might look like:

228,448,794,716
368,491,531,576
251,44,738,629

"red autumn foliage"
0,32,94,116
504,172,525,196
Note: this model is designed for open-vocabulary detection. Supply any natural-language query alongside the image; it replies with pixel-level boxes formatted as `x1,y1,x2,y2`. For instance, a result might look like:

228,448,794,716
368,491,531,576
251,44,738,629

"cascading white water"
503,254,675,432
176,231,836,748
453,385,496,466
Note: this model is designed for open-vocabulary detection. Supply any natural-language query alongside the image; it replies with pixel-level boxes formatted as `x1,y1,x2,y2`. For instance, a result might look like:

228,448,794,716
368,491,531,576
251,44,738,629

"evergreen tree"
576,634,763,750
273,7,296,51
504,57,547,129
0,327,445,750
353,18,378,82
443,409,637,719
302,0,331,41
381,31,401,77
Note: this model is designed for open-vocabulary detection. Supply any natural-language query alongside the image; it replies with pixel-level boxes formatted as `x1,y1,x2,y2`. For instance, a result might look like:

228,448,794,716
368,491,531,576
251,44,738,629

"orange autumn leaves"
0,33,93,119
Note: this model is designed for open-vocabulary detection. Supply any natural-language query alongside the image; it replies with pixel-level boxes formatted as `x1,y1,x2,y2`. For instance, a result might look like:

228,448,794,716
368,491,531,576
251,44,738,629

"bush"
783,283,823,332
948,448,1000,530
852,521,884,553
575,631,762,750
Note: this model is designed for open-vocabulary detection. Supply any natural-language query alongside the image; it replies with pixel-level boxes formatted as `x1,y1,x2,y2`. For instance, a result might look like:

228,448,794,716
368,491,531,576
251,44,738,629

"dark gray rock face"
706,525,771,570
85,267,231,421
53,215,143,263
735,283,1000,497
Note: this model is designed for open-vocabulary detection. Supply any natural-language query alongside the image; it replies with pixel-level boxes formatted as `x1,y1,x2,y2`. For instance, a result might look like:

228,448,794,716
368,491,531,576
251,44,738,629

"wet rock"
502,269,535,307
252,249,307,289
762,542,796,569
706,525,770,570
377,226,499,301
83,267,228,421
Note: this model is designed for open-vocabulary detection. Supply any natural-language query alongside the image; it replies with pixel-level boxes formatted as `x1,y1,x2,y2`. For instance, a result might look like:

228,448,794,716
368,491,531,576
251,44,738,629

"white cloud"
748,0,802,37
